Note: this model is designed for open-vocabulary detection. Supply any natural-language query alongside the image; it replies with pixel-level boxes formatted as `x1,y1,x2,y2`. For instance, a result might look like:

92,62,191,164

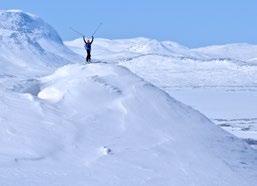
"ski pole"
92,22,103,37
69,27,85,37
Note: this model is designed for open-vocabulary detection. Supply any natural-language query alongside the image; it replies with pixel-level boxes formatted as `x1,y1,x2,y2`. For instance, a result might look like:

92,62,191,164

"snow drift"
1,63,257,186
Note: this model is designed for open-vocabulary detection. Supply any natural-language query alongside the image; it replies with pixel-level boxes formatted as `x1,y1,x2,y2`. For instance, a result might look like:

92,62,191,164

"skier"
83,36,94,62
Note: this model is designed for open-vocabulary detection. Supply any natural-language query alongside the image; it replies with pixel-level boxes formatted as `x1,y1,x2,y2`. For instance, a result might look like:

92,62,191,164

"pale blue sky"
1,0,257,47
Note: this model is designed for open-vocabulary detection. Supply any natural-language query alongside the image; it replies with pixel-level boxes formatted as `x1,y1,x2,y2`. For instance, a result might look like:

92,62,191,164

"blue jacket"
83,36,94,51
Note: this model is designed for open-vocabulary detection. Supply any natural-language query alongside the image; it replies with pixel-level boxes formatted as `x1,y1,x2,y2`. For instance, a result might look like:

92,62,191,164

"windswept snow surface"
1,10,257,186
66,38,257,149
1,63,257,186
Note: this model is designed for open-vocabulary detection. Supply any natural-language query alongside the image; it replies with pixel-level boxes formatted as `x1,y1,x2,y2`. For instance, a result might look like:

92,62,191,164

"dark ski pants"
86,50,91,62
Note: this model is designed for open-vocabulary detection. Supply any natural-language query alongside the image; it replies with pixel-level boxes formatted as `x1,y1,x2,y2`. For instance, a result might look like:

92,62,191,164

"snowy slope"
66,37,257,148
0,10,82,77
1,63,257,186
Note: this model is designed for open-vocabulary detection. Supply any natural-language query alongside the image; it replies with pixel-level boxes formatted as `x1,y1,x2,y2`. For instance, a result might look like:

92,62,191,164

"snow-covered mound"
0,10,82,76
193,43,257,63
66,37,257,150
1,63,257,186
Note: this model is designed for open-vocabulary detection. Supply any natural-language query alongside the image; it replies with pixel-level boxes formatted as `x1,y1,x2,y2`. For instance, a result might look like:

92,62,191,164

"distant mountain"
66,37,257,88
192,43,257,63
65,37,208,62
67,37,257,65
0,10,82,77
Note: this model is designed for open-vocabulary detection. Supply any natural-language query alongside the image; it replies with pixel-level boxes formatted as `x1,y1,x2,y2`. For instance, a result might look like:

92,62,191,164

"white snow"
1,9,257,186
193,43,257,62
1,63,257,186
0,9,82,77
66,36,257,150
38,86,64,103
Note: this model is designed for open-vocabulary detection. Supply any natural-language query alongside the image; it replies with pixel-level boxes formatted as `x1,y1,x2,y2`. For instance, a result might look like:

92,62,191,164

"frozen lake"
168,87,257,148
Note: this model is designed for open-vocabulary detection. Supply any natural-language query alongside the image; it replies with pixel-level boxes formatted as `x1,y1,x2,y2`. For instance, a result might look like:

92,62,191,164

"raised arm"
90,36,94,44
83,36,86,43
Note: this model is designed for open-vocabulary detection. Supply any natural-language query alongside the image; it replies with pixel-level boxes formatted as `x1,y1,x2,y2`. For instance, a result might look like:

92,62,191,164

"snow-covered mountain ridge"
0,9,62,43
0,10,82,77
193,43,257,62
66,37,257,64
